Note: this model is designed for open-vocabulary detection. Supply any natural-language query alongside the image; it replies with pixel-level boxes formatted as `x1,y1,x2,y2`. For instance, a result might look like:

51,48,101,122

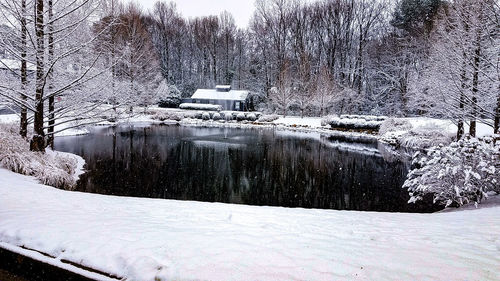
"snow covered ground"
1,168,499,281
272,116,323,128
0,114,18,125
405,117,494,138
379,117,496,148
3,109,494,142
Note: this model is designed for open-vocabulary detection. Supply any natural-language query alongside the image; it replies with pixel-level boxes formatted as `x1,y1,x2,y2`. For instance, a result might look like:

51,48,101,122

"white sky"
131,0,256,28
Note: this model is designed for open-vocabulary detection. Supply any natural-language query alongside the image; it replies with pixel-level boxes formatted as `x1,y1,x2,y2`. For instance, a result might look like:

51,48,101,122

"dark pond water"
54,124,439,212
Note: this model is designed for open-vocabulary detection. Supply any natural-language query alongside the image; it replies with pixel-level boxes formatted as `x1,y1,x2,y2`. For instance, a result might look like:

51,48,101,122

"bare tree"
270,61,295,116
314,66,336,116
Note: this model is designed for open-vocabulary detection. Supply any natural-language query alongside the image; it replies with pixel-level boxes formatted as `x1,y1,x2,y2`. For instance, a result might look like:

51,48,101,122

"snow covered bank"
272,116,323,128
0,124,84,189
0,113,89,137
1,111,496,150
0,114,18,124
1,168,499,281
380,117,495,149
323,115,386,131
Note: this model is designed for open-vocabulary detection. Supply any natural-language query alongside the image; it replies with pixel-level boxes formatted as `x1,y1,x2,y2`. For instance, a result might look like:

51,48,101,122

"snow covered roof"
216,85,231,91
192,88,249,101
0,58,36,72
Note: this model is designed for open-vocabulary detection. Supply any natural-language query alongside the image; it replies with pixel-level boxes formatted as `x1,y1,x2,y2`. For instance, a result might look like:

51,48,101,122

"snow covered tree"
404,136,500,207
409,0,499,138
150,1,181,83
314,66,336,117
0,0,118,151
157,80,182,108
269,63,296,116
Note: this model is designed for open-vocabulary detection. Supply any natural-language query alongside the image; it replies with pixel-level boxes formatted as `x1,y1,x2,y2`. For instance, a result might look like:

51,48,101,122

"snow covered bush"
224,112,233,121
321,115,338,126
236,113,246,121
36,152,77,189
340,115,387,122
157,81,182,108
0,124,79,189
183,111,197,119
404,137,500,207
327,116,384,130
258,114,280,123
399,126,452,149
194,112,203,119
202,112,210,120
379,118,412,135
379,118,453,149
179,103,222,111
152,111,184,121
0,124,36,175
247,113,257,121
212,112,222,121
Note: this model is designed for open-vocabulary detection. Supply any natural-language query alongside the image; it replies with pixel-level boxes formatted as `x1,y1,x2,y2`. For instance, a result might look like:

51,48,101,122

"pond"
54,124,439,212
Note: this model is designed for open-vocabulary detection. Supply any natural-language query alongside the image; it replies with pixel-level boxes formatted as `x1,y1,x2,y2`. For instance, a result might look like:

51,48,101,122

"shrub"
379,118,412,135
151,111,184,122
183,111,197,119
404,137,500,207
224,113,233,121
321,115,338,127
0,124,79,189
380,118,453,149
157,82,182,108
212,112,222,121
179,103,222,111
236,113,246,121
202,112,210,120
328,117,383,130
194,112,203,119
259,114,280,123
247,113,257,121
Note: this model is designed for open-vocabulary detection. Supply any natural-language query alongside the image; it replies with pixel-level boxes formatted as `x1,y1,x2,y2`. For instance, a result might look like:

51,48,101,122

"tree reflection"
55,125,440,212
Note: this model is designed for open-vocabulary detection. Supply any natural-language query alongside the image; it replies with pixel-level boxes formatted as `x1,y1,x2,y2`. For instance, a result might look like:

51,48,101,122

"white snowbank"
0,124,84,189
272,116,323,128
48,150,86,182
0,114,19,124
407,117,493,138
380,117,496,148
0,168,499,281
179,103,222,111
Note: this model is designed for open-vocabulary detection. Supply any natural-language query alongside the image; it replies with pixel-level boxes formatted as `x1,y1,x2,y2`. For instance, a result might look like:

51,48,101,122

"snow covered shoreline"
1,168,499,281
2,111,494,150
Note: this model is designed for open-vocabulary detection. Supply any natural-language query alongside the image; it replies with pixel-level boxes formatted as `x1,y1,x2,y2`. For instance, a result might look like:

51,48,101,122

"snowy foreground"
1,169,499,280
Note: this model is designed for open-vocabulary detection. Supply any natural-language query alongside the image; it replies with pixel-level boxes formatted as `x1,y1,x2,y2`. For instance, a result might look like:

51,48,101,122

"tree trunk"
457,94,465,140
469,25,481,138
457,50,468,140
495,88,500,134
31,0,45,152
19,0,28,138
111,0,117,114
47,0,55,148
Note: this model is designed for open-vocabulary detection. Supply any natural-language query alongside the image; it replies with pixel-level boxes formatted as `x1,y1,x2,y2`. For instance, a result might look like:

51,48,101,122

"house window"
235,101,241,111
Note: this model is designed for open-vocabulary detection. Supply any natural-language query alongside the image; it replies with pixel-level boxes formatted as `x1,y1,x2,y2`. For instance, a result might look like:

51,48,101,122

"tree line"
0,0,498,152
92,0,500,134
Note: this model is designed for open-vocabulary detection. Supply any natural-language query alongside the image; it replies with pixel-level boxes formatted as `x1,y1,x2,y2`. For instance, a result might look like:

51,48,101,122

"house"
190,85,250,111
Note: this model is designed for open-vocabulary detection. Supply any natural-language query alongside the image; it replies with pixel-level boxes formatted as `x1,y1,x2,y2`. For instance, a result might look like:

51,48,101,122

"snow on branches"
404,136,500,207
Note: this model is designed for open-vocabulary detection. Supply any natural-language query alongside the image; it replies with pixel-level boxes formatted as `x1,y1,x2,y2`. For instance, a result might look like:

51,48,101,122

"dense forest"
0,0,499,151
95,0,498,133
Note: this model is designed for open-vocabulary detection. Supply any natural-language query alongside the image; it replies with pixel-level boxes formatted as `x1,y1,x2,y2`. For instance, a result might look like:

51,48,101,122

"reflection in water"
55,125,439,212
